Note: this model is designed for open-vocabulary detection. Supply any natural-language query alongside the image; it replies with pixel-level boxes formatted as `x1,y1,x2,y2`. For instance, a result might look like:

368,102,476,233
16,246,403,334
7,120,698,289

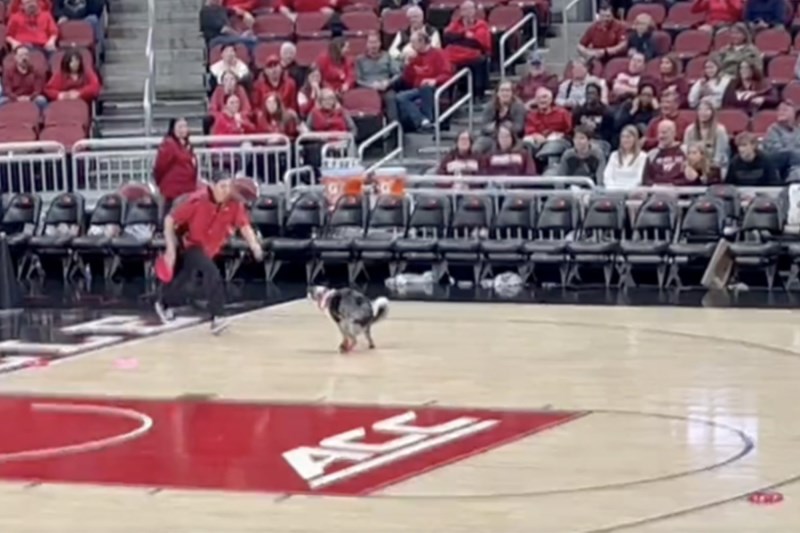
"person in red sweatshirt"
644,91,690,149
209,70,252,117
278,0,336,20
523,87,572,164
693,0,743,31
317,38,356,95
252,55,298,112
212,93,257,137
397,31,453,132
643,120,689,185
6,0,58,52
255,93,303,139
223,0,256,31
443,0,491,100
297,65,322,118
1,46,47,108
7,0,51,16
43,48,101,103
153,117,199,211
304,88,357,170
483,124,537,176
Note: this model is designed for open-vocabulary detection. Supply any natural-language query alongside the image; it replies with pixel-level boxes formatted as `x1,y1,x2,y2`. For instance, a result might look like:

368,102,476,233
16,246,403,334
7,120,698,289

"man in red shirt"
576,3,627,63
397,31,452,132
252,55,298,112
443,0,491,100
1,46,47,108
523,86,572,163
644,120,688,185
6,0,58,52
156,173,263,334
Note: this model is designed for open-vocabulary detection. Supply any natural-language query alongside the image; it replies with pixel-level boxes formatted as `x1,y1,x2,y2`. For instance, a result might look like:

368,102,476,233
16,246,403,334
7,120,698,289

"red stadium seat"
382,9,409,36
44,100,90,129
342,11,380,36
344,36,368,58
0,24,6,45
626,3,666,26
296,12,332,39
50,47,94,74
663,3,704,31
0,126,36,143
296,40,328,67
254,0,279,11
768,54,798,86
684,55,708,83
652,30,672,55
678,109,696,126
58,20,94,49
563,60,603,79
488,5,524,33
751,110,778,136
717,109,749,136
673,30,712,60
755,28,791,58
0,102,40,131
783,81,800,106
711,29,736,51
341,88,382,117
253,41,283,70
343,0,379,11
39,125,86,150
0,3,5,20
253,13,294,40
208,43,251,65
2,48,47,76
603,57,629,82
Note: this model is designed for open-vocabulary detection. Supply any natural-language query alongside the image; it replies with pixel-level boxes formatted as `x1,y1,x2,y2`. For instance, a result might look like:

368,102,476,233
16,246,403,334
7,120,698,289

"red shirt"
252,73,298,112
443,18,492,65
402,48,452,89
579,20,627,51
2,64,44,99
172,187,250,259
316,52,355,94
644,145,688,185
43,69,101,102
7,10,58,48
224,0,258,11
280,0,335,13
691,0,742,25
209,85,252,116
255,110,300,138
308,107,350,132
8,0,51,15
153,136,199,202
211,112,256,136
524,106,573,136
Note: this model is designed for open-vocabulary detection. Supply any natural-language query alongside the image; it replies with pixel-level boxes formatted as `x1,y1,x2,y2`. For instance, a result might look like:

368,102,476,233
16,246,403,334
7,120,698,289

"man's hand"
164,247,177,270
251,245,264,262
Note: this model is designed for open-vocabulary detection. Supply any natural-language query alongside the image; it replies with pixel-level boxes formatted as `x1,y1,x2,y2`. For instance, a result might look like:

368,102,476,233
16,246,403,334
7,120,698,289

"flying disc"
155,254,173,283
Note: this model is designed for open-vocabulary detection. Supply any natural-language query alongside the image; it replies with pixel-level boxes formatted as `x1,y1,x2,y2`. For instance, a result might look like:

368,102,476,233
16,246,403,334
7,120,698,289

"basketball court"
0,298,799,532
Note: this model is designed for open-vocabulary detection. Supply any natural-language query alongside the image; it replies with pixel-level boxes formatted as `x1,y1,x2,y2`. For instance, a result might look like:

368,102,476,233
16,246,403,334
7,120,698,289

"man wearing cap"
252,54,298,112
516,51,558,105
155,174,263,335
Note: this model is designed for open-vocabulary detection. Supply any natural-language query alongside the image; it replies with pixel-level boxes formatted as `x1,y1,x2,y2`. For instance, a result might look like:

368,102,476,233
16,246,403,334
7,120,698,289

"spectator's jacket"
2,64,45,99
691,0,743,26
254,109,301,138
714,44,763,77
727,152,780,185
389,25,441,61
224,0,258,11
763,122,800,154
744,0,785,25
209,85,252,116
43,68,101,101
297,85,319,117
317,52,356,93
555,76,608,108
306,106,356,133
683,123,730,171
443,18,491,65
656,74,689,107
7,10,58,48
557,147,606,183
644,145,688,185
603,150,647,189
579,19,627,52
211,111,256,136
252,72,298,112
524,105,573,137
153,136,199,202
54,0,105,20
688,75,731,109
437,149,481,176
402,48,452,88
480,98,527,138
483,146,537,176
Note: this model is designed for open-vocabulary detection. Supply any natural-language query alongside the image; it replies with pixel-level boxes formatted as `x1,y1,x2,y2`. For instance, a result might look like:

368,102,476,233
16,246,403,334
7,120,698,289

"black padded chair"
310,194,367,284
269,193,325,282
352,194,410,281
523,195,580,286
565,195,626,288
480,194,537,281
26,192,86,282
3,193,42,279
241,194,285,283
728,196,785,290
108,191,163,279
437,195,494,284
666,195,725,288
618,195,678,289
393,195,451,279
72,192,126,281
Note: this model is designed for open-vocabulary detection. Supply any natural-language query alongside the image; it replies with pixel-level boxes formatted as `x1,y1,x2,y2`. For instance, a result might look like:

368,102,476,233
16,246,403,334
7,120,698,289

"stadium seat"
39,125,87,151
706,184,742,229
342,11,380,36
381,9,409,40
752,110,779,137
487,5,524,33
341,88,383,141
58,20,95,49
44,100,90,129
344,36,368,58
352,194,409,281
253,41,283,70
684,55,708,82
523,195,580,287
309,194,366,284
618,195,677,289
652,30,672,55
754,28,791,58
0,102,40,132
108,191,163,280
1,192,41,250
565,195,625,288
480,195,536,281
728,196,784,290
711,29,736,51
393,195,451,279
716,109,749,137
783,81,800,106
673,30,712,60
269,193,325,283
295,12,332,39
603,57,630,82
26,192,85,282
253,13,295,40
663,2,705,31
666,195,725,288
296,40,328,67
344,0,379,12
627,3,666,26
768,54,797,86
0,126,36,143
71,192,126,281
437,195,494,284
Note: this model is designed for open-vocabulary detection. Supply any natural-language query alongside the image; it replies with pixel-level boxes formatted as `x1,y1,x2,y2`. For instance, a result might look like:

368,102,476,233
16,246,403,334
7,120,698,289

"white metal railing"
294,132,356,167
0,142,69,197
143,0,156,135
143,78,152,137
434,68,474,154
499,13,539,81
562,0,597,63
358,121,403,174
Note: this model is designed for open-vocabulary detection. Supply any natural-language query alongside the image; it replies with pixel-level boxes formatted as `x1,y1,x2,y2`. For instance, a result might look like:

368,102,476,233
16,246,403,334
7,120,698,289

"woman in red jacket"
212,93,256,137
255,93,303,139
693,0,743,30
43,49,101,103
317,38,355,94
297,65,322,118
303,88,357,171
206,71,252,134
153,117,198,211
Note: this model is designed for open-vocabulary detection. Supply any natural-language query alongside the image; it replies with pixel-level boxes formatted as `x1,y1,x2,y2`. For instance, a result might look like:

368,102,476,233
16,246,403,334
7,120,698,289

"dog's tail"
371,297,390,324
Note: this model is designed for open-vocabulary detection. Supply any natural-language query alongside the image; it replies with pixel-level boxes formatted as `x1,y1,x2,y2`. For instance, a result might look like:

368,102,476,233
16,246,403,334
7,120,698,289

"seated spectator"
713,23,762,77
516,51,559,106
438,130,481,176
763,100,800,180
280,42,304,88
252,55,298,112
644,91,689,149
396,31,452,132
279,0,335,20
318,37,356,94
209,44,251,84
693,0,743,31
556,58,608,110
356,31,402,124
727,131,780,185
7,0,51,16
307,88,357,135
603,125,647,189
608,51,647,105
153,117,198,212
0,46,47,108
615,81,658,137
656,55,688,107
524,87,573,164
211,93,256,136
388,6,441,63
744,0,785,29
627,14,657,61
722,59,775,110
255,93,303,138
573,82,614,153
6,0,59,52
443,0,491,100
298,65,322,117
475,80,526,153
577,3,627,64
209,71,252,117
483,123,537,176
688,57,731,109
683,143,722,184
54,0,105,51
644,120,688,185
43,48,101,103
683,98,730,174
200,0,239,47
223,0,256,30
554,126,606,182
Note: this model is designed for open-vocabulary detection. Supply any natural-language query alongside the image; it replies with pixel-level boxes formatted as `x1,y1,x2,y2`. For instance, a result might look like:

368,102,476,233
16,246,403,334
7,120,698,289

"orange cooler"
373,167,407,197
321,166,365,208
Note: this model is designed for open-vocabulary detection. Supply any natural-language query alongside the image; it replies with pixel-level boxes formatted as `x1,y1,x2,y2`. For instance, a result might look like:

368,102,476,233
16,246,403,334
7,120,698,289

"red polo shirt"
579,20,626,51
6,10,58,48
172,187,250,258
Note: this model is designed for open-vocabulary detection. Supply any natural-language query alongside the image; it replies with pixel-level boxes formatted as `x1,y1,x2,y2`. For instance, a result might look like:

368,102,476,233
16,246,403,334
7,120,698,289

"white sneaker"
155,301,174,324
210,317,231,336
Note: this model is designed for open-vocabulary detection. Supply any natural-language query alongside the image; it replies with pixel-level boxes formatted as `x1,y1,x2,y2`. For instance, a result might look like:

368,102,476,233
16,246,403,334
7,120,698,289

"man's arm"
236,206,263,260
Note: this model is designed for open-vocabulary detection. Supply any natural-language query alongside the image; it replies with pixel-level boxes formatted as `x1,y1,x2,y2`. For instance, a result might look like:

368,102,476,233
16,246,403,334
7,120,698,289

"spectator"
556,58,608,110
209,70,252,117
615,82,658,137
577,3,627,64
438,130,481,176
153,118,199,212
43,48,101,103
388,6,441,63
688,57,731,109
627,14,657,61
307,88,357,135
683,98,730,175
252,55,298,112
1,46,46,108
475,80,526,153
603,125,647,189
722,59,775,110
280,42,305,88
693,0,744,31
209,44,250,85
54,0,105,52
298,65,322,117
644,91,689,149
744,0,785,29
200,0,256,47
8,0,51,14
6,0,58,52
683,143,722,184
713,23,762,77
443,0,491,100
656,55,688,107
524,87,573,164
644,120,687,185
727,131,780,185
516,51,559,105
608,51,647,105
279,0,336,20
318,37,356,94
223,0,256,31
211,93,256,136
483,123,537,176
396,31,452,132
356,31,402,124
763,100,800,180
555,126,606,182
255,93,303,138
573,82,614,153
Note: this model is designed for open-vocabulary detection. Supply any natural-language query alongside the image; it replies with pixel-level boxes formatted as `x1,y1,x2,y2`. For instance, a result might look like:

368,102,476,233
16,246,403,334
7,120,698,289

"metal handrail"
434,68,473,154
358,121,404,174
143,0,156,135
294,132,356,163
143,78,152,137
562,0,596,63
499,13,538,81
406,174,596,188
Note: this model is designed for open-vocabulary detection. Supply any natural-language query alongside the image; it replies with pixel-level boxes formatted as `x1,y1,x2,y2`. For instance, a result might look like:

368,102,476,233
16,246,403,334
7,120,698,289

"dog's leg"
338,321,357,354
365,326,376,350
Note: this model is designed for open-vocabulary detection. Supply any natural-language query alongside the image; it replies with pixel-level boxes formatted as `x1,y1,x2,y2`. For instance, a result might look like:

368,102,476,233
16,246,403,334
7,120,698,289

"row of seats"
629,2,798,31
0,19,96,51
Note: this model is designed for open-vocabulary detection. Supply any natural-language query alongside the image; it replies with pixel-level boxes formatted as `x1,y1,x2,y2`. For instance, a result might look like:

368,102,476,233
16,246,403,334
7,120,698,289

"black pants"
162,247,225,318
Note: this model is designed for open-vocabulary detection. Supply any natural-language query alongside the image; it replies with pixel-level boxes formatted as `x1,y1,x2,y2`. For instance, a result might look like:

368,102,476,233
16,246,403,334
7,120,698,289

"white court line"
0,403,153,463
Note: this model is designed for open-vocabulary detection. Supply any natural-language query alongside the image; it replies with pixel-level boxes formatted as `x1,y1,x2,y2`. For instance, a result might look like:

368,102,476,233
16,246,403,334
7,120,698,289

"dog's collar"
318,289,335,310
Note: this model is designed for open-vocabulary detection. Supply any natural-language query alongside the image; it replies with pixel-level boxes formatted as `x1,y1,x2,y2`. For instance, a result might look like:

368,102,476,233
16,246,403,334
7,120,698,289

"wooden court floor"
1,299,800,532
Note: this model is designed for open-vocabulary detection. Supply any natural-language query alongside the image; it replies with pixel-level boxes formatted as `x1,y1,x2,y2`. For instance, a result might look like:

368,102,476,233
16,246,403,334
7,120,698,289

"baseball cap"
265,55,281,68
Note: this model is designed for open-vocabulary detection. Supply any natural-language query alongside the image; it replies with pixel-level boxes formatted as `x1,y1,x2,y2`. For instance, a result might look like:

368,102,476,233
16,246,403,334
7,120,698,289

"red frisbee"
155,255,173,283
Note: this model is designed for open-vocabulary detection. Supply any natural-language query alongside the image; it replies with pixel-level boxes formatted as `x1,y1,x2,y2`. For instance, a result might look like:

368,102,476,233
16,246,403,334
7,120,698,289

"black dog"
308,286,389,353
